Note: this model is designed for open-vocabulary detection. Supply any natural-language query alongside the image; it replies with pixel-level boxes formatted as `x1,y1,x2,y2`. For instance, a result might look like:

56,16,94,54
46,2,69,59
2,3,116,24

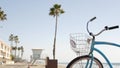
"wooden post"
45,57,58,68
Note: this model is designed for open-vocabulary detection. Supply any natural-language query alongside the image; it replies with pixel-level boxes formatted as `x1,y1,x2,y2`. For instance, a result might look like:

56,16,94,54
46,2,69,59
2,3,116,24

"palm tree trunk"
15,43,17,58
21,52,23,59
11,41,13,55
53,15,58,59
20,46,24,59
11,41,13,46
18,50,20,58
15,48,16,58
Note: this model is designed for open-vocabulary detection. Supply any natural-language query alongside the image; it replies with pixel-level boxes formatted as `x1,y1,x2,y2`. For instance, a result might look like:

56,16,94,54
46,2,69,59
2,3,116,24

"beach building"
0,40,11,62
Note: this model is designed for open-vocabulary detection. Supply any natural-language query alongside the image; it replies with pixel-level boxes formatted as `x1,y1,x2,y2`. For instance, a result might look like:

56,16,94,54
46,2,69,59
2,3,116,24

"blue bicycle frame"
85,17,119,68
90,41,120,68
67,17,120,68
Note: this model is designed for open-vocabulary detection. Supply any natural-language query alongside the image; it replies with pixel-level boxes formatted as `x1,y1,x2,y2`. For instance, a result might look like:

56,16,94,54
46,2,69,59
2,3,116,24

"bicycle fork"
85,54,94,68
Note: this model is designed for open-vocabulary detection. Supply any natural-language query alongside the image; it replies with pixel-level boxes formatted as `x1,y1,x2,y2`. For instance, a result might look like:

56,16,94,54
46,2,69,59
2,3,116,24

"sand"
0,64,66,68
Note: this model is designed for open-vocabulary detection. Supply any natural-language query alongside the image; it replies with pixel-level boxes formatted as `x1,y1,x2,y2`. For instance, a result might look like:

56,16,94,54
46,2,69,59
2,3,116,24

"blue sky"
0,0,120,63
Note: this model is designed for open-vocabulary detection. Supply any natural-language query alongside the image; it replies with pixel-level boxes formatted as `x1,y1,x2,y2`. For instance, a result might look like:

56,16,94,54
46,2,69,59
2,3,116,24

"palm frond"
54,4,61,9
60,9,65,14
0,7,7,21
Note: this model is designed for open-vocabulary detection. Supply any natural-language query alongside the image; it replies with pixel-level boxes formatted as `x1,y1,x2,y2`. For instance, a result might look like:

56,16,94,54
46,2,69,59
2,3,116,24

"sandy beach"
29,65,65,68
0,64,66,68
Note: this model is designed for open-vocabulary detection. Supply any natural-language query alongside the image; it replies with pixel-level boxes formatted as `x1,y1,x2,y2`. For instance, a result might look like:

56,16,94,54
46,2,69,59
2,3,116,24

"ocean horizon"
59,62,120,68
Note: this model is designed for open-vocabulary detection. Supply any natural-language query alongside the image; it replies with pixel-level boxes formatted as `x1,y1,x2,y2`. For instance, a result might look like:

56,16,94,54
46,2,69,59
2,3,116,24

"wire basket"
70,33,91,56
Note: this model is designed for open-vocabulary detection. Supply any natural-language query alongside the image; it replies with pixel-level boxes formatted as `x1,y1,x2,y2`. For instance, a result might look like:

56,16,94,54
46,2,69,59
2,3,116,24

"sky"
0,0,120,63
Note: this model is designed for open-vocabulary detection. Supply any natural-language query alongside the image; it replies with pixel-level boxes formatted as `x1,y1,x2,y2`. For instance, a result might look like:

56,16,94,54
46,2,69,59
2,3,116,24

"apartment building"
0,40,11,61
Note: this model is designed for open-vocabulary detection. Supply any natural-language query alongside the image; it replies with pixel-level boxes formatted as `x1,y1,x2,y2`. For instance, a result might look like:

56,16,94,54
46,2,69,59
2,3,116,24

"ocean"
59,63,120,68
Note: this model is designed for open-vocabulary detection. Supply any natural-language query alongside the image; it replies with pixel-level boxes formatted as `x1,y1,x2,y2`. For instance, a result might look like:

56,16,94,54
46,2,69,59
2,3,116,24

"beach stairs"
45,57,58,68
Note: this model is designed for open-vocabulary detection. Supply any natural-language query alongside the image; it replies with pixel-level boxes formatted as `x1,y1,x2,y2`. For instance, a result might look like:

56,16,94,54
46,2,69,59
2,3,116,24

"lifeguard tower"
31,49,43,65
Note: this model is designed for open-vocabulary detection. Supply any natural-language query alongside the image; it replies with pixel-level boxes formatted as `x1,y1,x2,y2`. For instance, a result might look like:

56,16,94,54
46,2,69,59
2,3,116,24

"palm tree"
9,34,14,46
0,7,7,21
49,4,65,59
9,34,14,57
14,36,19,58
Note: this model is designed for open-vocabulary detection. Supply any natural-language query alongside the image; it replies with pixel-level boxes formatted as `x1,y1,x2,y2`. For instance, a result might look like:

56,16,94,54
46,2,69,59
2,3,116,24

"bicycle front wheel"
67,55,103,68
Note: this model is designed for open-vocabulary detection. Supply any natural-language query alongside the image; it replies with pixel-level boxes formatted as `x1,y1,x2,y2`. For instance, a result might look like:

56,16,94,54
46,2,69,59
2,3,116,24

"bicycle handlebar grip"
106,25,119,30
90,17,96,22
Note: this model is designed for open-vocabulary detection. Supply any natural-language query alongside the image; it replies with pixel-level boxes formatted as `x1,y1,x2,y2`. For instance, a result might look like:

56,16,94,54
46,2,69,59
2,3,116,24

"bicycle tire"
67,55,103,68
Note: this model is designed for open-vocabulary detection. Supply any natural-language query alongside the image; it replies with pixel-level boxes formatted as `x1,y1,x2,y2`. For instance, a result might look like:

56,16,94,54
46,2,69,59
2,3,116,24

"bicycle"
67,17,119,68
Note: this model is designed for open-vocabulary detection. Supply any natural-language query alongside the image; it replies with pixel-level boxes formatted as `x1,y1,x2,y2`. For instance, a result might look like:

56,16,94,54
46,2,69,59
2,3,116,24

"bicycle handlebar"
105,25,119,30
87,17,119,37
89,17,96,22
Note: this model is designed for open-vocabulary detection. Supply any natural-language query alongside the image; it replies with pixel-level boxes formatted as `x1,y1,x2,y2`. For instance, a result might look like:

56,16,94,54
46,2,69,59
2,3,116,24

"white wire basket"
70,33,92,56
